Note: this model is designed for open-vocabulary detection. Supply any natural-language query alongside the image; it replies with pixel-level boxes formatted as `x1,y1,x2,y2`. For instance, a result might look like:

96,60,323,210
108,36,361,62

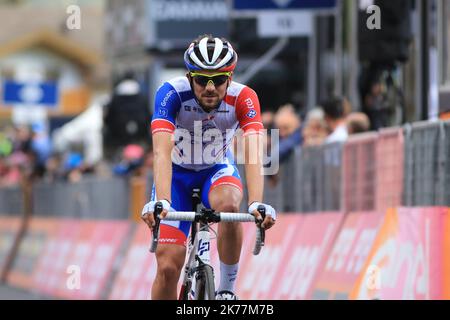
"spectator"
63,152,84,183
347,112,371,135
303,108,328,146
322,97,349,144
274,104,303,163
44,154,64,183
113,144,145,176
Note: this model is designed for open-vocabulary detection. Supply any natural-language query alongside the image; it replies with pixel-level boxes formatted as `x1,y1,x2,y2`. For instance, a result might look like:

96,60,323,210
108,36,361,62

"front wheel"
194,265,215,300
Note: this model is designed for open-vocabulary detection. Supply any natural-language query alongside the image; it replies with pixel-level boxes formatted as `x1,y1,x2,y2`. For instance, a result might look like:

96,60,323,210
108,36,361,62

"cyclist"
141,35,276,300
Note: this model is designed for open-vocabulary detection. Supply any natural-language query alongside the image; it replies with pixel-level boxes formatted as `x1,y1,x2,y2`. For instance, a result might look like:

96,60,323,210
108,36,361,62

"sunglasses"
190,72,231,87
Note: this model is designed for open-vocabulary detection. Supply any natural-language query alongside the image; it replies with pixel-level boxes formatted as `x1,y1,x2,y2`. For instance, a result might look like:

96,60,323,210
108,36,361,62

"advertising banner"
109,223,156,300
311,212,384,299
271,212,344,300
350,207,447,300
32,220,130,299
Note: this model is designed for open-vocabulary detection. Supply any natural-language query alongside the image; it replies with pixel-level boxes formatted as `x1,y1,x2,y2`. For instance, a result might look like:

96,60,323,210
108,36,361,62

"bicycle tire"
194,265,215,300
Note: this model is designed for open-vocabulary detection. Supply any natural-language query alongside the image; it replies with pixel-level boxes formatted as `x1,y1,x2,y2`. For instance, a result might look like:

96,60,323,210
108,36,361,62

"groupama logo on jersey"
161,89,176,107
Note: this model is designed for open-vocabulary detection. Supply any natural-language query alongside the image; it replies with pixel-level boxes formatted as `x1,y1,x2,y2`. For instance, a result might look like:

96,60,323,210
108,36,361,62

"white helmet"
184,35,238,72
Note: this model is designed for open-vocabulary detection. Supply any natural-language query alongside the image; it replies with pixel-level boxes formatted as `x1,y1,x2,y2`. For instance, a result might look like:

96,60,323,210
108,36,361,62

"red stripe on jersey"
209,176,243,194
159,225,187,246
235,87,264,134
224,95,237,106
151,119,176,134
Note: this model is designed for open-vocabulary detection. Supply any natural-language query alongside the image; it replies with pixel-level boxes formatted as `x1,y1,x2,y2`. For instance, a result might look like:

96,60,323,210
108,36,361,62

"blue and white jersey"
151,76,263,171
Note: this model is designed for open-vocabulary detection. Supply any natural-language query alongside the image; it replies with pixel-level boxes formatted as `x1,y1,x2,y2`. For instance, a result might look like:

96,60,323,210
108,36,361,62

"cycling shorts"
150,163,243,246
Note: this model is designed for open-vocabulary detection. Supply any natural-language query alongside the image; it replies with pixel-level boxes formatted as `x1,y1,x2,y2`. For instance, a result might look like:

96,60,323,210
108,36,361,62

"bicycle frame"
178,188,215,300
178,220,213,300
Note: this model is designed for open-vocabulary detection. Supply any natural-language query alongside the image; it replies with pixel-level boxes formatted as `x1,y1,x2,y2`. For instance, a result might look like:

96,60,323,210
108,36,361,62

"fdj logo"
198,239,210,256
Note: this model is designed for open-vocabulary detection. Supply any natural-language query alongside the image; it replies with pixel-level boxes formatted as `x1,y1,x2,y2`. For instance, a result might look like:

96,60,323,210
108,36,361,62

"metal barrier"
295,142,342,212
32,176,130,219
295,145,318,212
443,121,450,205
375,127,404,213
321,142,343,211
0,186,23,215
403,121,442,206
342,133,378,213
281,149,299,212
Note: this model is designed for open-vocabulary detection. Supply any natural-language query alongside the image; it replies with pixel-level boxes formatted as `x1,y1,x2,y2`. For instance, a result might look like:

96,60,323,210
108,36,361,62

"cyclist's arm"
235,87,265,205
244,133,264,205
152,132,173,203
150,82,181,204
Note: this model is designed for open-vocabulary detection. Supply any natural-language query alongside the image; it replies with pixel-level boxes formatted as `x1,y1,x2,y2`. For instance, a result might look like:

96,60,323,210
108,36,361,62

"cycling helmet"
184,35,238,72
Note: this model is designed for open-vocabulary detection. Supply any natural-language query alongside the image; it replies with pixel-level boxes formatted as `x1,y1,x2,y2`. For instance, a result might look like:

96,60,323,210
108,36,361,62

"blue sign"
233,0,336,10
2,81,58,107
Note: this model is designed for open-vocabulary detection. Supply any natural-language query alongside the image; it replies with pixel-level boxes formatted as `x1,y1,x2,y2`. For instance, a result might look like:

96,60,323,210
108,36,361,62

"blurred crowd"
1,88,369,189
0,123,153,188
263,96,370,186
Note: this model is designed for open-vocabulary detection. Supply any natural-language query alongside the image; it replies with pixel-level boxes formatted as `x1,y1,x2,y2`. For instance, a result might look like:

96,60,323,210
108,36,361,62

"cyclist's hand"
141,200,172,229
248,202,276,230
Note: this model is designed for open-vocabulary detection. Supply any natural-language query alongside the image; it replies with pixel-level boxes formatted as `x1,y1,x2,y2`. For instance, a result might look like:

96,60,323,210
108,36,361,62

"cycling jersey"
150,76,263,246
151,77,263,171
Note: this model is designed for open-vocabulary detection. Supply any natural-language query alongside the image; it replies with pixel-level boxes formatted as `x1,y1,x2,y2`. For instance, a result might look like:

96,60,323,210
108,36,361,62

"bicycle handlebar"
149,203,266,255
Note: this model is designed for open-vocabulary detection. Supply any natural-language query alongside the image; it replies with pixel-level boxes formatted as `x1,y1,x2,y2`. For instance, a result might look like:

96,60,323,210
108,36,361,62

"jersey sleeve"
151,82,181,134
235,86,264,135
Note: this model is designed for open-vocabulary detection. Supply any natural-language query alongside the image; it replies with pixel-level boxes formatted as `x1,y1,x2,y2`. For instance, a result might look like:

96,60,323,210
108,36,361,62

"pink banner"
236,214,305,300
32,219,130,299
109,223,156,300
311,212,384,299
271,212,344,300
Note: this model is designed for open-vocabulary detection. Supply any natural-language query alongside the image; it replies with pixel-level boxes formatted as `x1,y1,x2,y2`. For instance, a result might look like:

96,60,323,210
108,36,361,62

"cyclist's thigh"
151,172,192,246
201,164,243,209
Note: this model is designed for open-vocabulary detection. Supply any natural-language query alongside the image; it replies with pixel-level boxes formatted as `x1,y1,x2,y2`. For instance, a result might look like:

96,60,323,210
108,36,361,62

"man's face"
188,70,231,112
274,111,300,139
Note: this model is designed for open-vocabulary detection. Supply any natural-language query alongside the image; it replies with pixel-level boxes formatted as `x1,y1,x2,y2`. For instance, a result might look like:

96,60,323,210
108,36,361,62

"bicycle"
149,188,266,300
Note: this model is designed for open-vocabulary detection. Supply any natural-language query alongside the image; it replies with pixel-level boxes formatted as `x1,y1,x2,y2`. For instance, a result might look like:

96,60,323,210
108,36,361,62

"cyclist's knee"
213,199,240,213
209,186,242,212
156,246,185,282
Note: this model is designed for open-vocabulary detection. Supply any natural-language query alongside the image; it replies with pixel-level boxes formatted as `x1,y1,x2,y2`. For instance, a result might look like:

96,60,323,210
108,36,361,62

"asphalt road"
0,284,49,300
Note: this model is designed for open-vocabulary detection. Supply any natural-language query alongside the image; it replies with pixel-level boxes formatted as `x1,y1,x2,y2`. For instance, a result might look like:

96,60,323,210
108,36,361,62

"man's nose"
205,80,216,91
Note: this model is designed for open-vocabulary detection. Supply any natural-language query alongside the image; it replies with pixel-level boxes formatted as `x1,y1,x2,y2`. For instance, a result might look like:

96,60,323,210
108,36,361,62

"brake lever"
253,205,266,255
149,202,163,253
